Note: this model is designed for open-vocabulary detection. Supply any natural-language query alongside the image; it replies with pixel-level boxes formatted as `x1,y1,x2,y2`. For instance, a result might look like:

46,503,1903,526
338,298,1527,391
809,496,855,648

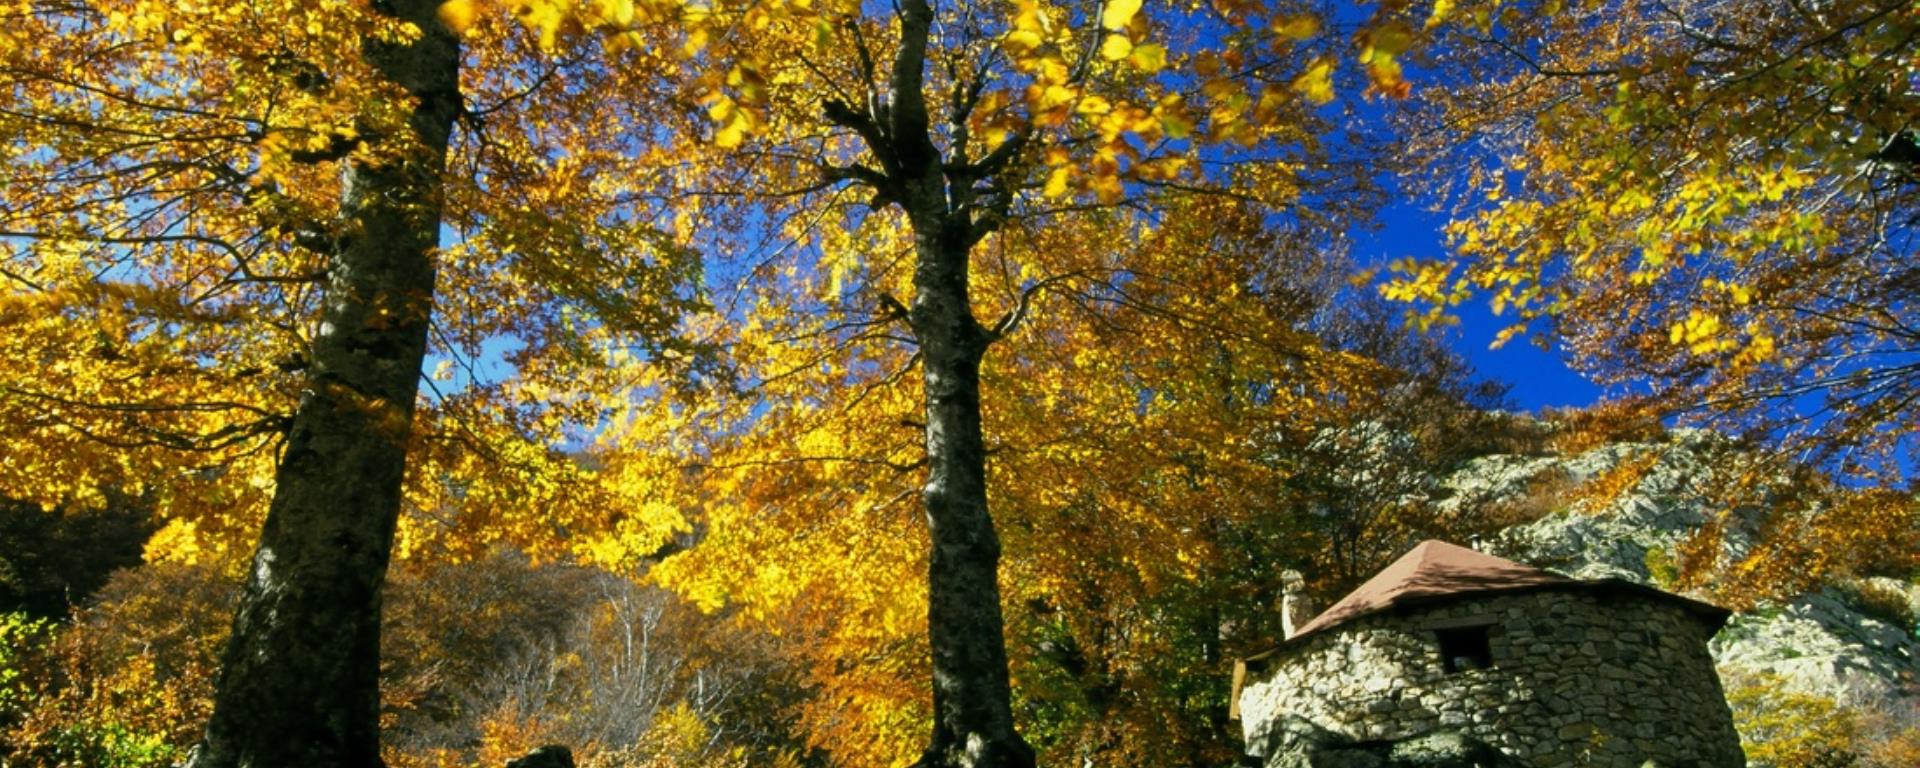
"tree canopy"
4,0,1918,766
1385,0,1920,478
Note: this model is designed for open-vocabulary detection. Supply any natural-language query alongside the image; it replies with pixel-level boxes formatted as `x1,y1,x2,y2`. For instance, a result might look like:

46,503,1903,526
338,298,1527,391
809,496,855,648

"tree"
1384,0,1920,479
614,194,1426,764
493,0,1432,762
2,2,701,764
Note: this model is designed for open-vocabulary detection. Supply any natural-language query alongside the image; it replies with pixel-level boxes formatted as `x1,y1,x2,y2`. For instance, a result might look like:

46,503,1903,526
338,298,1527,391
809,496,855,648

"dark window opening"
1436,626,1493,673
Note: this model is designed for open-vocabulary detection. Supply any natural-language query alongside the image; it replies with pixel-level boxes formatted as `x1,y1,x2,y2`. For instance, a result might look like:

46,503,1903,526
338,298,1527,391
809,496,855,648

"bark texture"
906,215,1032,768
886,2,1034,764
187,4,459,767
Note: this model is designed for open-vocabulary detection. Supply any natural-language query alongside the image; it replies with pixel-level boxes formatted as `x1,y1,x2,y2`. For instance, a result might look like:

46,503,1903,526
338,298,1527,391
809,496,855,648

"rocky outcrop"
1441,432,1920,718
1712,588,1920,707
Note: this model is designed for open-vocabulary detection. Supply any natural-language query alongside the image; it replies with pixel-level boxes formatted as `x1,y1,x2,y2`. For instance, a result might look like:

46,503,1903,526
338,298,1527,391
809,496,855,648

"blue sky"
1356,201,1604,413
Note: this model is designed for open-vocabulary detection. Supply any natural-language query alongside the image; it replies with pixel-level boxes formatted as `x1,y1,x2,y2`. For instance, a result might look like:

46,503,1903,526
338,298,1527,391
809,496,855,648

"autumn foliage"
3,0,1918,765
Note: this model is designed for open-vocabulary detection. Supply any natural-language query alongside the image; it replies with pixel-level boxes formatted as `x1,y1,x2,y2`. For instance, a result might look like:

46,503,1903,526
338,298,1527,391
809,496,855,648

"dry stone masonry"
1236,541,1745,767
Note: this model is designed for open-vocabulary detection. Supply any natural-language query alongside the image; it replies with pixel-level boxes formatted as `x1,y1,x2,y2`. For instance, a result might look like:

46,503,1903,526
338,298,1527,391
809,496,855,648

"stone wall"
1239,589,1744,767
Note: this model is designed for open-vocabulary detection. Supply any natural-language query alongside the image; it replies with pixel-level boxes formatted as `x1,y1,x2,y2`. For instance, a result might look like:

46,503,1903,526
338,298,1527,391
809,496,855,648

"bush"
378,552,816,767
0,612,52,724
1644,547,1681,590
0,564,235,768
1727,672,1920,768
1833,580,1918,635
1542,399,1668,455
1726,672,1860,767
1,553,815,768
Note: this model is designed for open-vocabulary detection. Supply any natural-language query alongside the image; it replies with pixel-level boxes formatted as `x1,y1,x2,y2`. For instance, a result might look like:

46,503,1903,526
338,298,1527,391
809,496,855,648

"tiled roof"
1288,540,1573,639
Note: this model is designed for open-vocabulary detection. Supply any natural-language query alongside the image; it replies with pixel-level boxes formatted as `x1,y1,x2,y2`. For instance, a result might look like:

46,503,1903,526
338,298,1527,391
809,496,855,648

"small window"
1436,625,1493,673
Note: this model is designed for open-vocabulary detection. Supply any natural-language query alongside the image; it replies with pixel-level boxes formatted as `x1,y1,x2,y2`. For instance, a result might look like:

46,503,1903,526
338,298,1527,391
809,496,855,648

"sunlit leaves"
1100,0,1142,31
617,196,1381,762
1292,57,1336,104
1393,0,1920,478
438,0,480,33
1,0,706,568
1357,21,1413,97
1272,13,1318,40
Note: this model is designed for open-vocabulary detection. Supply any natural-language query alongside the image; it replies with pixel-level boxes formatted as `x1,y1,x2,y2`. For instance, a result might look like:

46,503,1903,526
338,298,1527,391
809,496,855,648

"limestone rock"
1711,588,1920,707
1440,431,1920,725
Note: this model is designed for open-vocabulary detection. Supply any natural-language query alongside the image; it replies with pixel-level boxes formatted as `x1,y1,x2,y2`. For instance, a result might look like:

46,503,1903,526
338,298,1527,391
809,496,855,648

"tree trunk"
906,212,1036,768
188,4,459,767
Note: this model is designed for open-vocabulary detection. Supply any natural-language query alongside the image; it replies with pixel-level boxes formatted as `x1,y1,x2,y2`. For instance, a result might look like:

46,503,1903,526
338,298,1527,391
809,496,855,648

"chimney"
1281,569,1315,640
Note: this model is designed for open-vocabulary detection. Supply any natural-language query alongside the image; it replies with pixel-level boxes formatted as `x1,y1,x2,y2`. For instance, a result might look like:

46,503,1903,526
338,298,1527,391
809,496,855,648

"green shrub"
1644,547,1681,590
0,612,51,720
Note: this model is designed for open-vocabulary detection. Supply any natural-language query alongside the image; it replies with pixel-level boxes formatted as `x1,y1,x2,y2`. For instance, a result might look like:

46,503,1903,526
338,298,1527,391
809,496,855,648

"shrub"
1726,672,1859,767
1542,399,1668,455
1727,672,1920,768
379,552,816,767
1644,547,1681,590
1833,580,1918,635
1,564,235,768
0,612,52,724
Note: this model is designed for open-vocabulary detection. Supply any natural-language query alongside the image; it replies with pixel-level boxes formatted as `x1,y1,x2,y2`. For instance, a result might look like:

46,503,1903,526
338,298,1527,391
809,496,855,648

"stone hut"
1233,540,1744,767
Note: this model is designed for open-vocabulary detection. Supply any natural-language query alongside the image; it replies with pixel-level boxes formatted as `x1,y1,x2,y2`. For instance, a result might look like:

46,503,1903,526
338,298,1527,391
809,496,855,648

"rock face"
1456,434,1920,715
1445,433,1738,583
1238,588,1743,767
1711,588,1920,707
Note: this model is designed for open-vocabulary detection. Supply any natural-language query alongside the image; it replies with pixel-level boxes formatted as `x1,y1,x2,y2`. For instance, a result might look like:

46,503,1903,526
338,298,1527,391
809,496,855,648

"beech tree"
484,0,1436,761
613,197,1398,763
2,2,700,765
1384,0,1920,478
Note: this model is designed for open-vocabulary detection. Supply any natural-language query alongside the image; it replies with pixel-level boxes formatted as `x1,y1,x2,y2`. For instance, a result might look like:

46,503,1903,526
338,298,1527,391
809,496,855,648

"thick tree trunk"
825,0,1031,760
906,213,1036,768
188,4,459,767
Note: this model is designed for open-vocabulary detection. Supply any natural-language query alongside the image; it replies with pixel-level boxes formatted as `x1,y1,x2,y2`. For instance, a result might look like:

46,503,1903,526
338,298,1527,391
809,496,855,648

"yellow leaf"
514,0,567,51
1158,111,1191,140
1005,29,1044,53
1100,33,1133,61
1090,170,1124,203
1292,58,1335,105
1044,166,1073,198
1129,43,1167,73
593,0,635,26
437,0,479,33
1272,13,1318,40
1363,21,1414,60
714,113,750,148
1102,0,1143,31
